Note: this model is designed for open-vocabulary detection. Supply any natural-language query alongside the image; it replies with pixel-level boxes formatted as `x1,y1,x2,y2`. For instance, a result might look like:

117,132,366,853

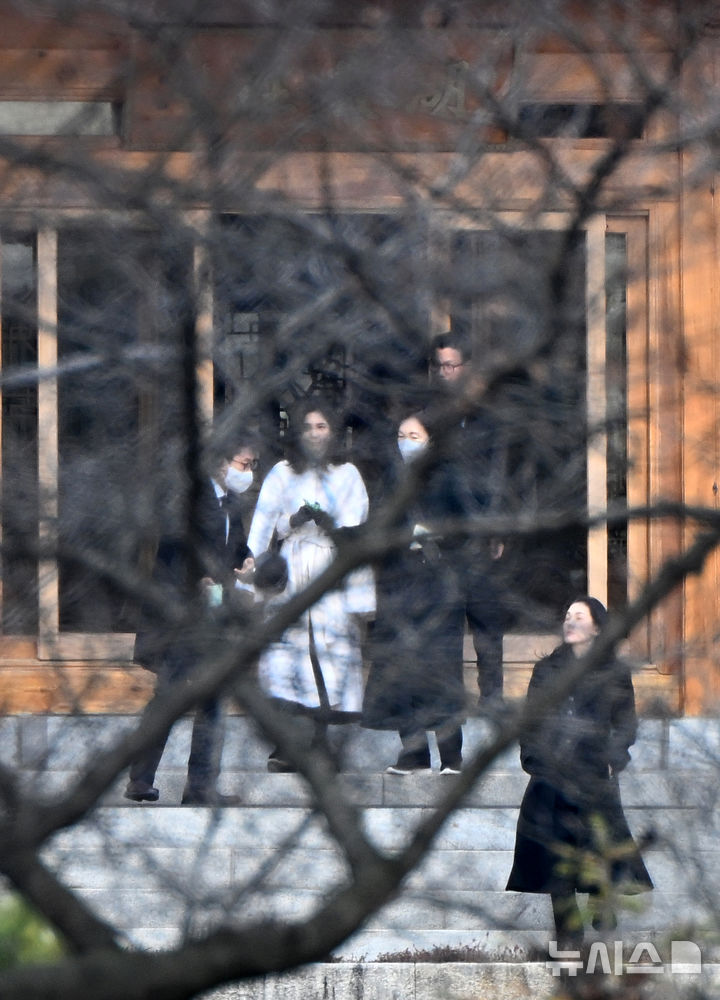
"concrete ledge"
200,961,720,1000
201,962,552,1000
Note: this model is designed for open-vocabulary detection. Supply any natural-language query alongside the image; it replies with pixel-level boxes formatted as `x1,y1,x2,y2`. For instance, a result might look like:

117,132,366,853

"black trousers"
129,651,220,793
464,566,505,700
398,723,464,770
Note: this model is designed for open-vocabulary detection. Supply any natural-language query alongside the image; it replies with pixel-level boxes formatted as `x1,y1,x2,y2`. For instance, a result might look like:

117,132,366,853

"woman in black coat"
506,597,653,946
362,412,467,774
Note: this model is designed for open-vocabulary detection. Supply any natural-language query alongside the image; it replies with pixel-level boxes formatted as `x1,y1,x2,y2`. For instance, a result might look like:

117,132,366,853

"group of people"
124,329,506,797
122,330,652,948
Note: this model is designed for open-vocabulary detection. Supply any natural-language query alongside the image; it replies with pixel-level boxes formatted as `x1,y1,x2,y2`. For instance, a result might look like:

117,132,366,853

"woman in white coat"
246,396,375,770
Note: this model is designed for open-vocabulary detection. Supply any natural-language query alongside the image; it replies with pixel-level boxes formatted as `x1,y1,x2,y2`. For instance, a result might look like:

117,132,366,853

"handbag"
253,531,288,593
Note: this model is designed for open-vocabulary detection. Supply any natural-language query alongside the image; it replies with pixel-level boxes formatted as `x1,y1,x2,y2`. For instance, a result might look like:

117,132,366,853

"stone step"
25,767,720,812
8,713,711,779
10,712,720,813
38,799,719,957
40,840,713,900
35,877,708,939
16,719,720,1000
15,712,720,969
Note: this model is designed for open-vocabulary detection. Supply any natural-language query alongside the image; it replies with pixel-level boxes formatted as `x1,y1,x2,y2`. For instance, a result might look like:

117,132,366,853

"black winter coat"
506,644,653,896
361,458,467,733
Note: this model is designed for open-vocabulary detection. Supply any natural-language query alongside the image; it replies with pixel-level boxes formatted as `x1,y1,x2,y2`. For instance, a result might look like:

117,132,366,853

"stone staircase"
5,713,720,998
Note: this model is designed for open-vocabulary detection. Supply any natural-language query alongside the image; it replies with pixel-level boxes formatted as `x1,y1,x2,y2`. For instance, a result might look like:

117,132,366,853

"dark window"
214,213,428,495
606,232,628,609
1,234,38,633
56,227,191,633
519,103,644,140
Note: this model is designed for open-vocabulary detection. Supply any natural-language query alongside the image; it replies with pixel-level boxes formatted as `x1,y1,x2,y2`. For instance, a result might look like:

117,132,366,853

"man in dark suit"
124,436,259,805
431,331,509,706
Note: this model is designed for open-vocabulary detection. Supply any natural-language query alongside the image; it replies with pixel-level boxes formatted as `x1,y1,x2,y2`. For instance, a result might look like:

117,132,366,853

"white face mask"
225,466,254,495
398,437,427,463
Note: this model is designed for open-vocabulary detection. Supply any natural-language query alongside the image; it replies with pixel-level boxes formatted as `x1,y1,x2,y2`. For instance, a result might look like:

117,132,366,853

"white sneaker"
440,766,461,775
385,764,432,776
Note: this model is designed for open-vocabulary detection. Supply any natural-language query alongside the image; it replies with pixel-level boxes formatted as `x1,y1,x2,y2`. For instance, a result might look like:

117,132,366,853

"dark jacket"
445,407,503,520
506,644,653,895
519,644,638,789
439,406,516,634
133,479,250,672
361,457,467,732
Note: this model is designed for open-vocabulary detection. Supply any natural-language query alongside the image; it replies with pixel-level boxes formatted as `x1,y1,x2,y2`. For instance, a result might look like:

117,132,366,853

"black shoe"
440,763,462,774
478,693,507,711
385,752,432,775
267,756,297,773
124,780,159,802
554,931,585,952
181,790,241,806
591,910,618,932
478,696,512,727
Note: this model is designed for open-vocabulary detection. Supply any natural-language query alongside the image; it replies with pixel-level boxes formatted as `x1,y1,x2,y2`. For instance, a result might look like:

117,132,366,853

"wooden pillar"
586,214,608,606
646,203,685,701
680,172,720,713
190,210,214,424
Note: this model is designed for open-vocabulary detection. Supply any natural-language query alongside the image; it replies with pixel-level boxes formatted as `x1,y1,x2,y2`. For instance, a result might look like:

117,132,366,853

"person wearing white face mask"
362,410,467,775
396,416,429,464
124,434,260,806
245,396,375,773
199,439,259,608
225,463,253,495
223,443,261,588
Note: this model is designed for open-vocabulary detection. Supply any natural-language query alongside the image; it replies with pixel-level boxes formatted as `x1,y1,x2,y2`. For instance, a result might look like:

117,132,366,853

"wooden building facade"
0,2,718,715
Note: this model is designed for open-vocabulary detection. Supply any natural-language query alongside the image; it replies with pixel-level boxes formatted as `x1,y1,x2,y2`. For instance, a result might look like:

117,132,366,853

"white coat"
247,460,375,713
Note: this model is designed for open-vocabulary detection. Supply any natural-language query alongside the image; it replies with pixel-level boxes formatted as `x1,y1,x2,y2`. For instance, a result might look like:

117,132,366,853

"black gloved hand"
311,508,335,533
609,748,631,774
289,505,314,529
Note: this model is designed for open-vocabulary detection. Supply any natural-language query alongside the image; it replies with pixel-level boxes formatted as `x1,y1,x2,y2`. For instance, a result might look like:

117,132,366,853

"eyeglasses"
231,457,259,471
432,361,465,373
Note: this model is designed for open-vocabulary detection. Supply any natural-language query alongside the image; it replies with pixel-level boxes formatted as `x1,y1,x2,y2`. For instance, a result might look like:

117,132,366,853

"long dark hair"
551,596,609,662
285,395,344,474
564,595,608,630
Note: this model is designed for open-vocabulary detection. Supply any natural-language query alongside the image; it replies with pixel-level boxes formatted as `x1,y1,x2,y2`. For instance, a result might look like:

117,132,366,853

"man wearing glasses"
433,340,467,380
224,443,261,556
431,331,508,709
